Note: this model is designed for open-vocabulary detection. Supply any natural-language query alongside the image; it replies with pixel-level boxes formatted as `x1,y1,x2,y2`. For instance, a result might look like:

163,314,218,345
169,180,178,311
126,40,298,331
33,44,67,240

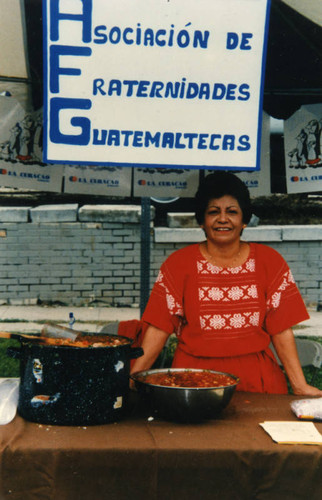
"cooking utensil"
0,331,46,342
7,333,144,425
131,368,239,422
0,321,82,344
41,323,81,341
0,329,78,345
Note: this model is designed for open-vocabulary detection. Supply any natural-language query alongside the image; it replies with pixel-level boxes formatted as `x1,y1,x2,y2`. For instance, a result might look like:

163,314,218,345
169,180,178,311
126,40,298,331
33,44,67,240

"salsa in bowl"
131,368,239,422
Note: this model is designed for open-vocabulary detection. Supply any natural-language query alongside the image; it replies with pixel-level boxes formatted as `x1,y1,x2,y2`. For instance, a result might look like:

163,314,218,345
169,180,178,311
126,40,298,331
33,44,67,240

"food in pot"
8,336,143,425
135,369,237,388
37,334,129,348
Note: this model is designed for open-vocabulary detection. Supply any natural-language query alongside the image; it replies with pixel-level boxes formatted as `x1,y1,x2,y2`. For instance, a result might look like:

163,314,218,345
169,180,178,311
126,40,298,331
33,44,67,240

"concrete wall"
0,205,144,307
0,205,321,307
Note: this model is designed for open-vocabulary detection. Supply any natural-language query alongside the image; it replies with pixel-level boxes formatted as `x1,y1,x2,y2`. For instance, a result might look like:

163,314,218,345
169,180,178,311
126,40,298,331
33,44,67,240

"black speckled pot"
7,334,143,426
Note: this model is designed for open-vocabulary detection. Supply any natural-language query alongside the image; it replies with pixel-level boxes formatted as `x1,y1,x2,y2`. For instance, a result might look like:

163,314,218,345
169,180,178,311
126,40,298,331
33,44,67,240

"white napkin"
0,378,19,425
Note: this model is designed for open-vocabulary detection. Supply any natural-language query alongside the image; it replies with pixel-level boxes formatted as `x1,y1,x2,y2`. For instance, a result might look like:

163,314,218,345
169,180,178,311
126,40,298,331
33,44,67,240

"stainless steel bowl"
131,368,239,422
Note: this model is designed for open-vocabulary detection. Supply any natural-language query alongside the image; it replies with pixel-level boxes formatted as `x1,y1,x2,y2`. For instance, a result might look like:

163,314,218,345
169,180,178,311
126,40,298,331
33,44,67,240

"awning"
263,0,322,118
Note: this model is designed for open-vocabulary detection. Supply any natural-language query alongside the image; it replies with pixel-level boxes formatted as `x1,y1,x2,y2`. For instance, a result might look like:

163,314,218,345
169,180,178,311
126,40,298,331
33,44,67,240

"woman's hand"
292,382,322,397
129,325,169,390
130,325,169,375
272,328,322,396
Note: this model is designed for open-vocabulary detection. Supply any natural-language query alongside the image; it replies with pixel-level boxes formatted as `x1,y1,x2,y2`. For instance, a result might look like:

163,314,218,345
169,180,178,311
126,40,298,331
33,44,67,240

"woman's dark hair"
195,171,252,225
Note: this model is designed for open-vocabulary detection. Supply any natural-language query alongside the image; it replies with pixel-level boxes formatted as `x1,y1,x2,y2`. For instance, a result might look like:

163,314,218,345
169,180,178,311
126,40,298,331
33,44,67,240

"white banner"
43,0,270,171
0,92,64,192
63,165,132,196
0,161,64,192
133,168,199,198
284,104,322,194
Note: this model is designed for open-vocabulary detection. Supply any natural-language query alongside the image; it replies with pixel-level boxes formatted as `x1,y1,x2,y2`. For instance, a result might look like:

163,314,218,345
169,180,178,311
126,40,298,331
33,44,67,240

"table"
0,392,321,500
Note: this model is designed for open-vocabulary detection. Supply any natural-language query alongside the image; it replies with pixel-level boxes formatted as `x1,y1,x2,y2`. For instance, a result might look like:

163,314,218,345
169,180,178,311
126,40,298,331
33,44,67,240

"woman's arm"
130,324,169,374
272,328,322,396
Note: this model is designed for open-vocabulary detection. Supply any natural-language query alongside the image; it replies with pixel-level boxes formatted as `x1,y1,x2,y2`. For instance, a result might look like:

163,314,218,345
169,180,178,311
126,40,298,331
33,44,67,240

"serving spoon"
0,324,82,343
0,331,45,342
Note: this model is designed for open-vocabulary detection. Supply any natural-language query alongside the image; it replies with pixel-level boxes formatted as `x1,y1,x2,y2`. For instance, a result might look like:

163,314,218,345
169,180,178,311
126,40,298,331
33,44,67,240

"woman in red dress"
131,171,322,395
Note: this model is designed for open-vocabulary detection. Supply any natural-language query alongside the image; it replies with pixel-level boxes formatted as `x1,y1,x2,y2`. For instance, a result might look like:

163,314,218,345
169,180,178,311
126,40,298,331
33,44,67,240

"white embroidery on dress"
267,270,296,310
246,259,256,272
279,278,288,291
208,287,224,301
271,292,281,309
229,266,242,274
247,284,258,298
166,293,175,310
249,311,260,326
207,262,222,273
228,286,244,300
157,271,183,316
279,270,295,291
209,315,226,329
200,315,211,329
197,256,259,331
230,314,246,328
199,284,259,302
289,271,295,283
198,257,255,275
165,292,183,316
198,260,222,274
200,311,260,330
156,271,163,283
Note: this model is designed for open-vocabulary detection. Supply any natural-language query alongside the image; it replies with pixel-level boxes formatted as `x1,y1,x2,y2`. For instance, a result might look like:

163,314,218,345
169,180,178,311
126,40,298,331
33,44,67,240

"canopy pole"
140,197,151,317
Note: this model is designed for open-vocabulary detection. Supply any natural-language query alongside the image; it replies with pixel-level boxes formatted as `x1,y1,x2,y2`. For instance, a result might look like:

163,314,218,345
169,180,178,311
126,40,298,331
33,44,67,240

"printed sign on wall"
0,91,64,192
64,165,132,196
43,0,270,171
133,168,200,198
284,104,322,194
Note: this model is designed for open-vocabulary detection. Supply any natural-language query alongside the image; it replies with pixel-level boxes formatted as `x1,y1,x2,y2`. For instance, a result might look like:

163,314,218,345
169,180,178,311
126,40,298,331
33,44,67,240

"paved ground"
0,305,140,334
0,305,320,337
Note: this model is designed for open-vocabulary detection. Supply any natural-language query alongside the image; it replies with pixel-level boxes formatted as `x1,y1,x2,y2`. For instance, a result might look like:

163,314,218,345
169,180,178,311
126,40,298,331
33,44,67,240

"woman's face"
201,195,245,245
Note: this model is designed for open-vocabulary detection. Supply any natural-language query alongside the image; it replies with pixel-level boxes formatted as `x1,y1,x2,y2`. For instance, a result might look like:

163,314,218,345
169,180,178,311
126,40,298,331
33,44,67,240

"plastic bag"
291,397,322,421
0,378,19,425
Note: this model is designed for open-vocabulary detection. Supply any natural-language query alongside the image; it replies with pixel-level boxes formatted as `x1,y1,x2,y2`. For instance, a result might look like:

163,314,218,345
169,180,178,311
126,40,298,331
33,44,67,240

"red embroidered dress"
142,243,309,393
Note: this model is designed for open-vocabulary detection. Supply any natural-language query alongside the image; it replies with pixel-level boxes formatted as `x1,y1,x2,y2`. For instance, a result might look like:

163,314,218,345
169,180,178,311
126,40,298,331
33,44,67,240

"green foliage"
288,336,322,392
0,339,20,377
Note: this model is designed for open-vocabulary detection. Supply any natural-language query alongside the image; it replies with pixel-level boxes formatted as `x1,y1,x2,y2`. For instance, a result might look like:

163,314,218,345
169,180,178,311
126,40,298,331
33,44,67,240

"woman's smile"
201,195,244,244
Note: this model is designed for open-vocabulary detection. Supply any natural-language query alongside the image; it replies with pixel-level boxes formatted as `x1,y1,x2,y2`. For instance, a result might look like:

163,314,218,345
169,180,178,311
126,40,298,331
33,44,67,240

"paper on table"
260,421,322,445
